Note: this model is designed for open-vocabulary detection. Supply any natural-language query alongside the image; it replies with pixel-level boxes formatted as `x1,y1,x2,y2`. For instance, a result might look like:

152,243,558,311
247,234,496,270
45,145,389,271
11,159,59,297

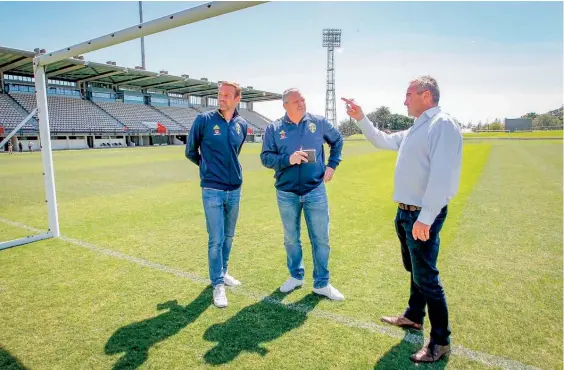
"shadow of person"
0,347,28,370
105,285,212,369
203,290,322,365
374,329,449,369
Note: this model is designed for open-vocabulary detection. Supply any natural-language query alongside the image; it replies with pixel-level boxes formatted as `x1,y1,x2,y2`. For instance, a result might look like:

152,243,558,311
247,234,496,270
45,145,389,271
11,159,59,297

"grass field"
463,130,563,138
346,130,563,141
0,139,562,369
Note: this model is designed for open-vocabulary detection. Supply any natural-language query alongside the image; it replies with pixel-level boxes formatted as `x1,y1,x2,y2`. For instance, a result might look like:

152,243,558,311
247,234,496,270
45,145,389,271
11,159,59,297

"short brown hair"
219,81,242,98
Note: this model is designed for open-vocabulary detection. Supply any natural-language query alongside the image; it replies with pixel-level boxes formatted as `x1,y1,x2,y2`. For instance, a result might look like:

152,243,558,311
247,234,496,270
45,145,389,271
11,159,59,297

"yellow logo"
280,130,286,140
308,122,316,133
235,123,241,135
213,125,220,135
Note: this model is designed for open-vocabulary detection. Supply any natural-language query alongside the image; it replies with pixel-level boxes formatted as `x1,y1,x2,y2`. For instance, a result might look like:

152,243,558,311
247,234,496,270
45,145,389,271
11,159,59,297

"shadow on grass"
0,347,27,370
374,330,449,369
203,290,322,365
105,285,212,369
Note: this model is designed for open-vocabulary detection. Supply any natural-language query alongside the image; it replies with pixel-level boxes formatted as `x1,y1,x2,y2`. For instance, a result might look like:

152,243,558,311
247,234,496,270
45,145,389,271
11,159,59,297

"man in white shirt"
343,76,462,363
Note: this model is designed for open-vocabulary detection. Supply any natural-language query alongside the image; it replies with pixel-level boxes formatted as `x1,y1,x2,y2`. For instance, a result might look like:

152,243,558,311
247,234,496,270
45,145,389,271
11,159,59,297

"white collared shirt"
357,106,463,225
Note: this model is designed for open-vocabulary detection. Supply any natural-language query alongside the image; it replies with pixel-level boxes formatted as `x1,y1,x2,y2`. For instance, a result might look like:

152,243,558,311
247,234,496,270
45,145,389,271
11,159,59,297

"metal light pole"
322,28,341,128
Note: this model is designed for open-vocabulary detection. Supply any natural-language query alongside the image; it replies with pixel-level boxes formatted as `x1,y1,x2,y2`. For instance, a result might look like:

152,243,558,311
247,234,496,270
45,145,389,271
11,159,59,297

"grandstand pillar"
33,64,60,237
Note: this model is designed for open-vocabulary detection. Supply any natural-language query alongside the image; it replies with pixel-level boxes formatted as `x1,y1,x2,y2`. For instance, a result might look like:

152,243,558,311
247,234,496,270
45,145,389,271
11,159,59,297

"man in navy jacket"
260,88,345,300
186,81,248,308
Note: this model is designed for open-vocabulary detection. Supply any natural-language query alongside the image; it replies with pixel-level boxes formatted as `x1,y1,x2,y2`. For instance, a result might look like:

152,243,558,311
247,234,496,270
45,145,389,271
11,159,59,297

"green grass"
0,140,562,369
463,130,563,138
346,130,563,141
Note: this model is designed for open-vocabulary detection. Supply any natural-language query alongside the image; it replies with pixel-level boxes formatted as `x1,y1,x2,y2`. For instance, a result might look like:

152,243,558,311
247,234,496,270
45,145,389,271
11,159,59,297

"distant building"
504,118,532,132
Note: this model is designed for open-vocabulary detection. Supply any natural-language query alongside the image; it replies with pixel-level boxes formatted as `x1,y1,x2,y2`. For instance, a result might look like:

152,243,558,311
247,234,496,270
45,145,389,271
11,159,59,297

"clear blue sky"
1,1,562,124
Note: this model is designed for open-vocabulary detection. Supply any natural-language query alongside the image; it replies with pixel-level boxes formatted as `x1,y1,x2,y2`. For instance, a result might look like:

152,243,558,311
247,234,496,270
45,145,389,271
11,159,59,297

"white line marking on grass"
0,217,540,370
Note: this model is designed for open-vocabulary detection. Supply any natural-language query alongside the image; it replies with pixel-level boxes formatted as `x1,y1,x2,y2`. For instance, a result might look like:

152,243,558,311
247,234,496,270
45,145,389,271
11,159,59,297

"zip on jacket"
186,109,248,191
260,112,343,195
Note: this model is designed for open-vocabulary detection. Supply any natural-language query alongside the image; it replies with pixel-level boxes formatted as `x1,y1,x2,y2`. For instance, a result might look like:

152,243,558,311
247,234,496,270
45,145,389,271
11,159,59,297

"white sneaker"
313,284,345,301
280,277,304,293
213,285,228,308
224,273,241,287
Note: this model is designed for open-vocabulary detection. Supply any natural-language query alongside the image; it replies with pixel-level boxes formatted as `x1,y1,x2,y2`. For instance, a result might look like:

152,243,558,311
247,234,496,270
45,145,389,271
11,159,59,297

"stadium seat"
8,92,125,133
94,101,186,133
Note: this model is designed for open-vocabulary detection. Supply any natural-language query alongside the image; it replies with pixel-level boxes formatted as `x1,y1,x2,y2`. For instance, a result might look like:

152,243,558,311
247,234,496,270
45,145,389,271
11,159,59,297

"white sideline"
0,217,541,370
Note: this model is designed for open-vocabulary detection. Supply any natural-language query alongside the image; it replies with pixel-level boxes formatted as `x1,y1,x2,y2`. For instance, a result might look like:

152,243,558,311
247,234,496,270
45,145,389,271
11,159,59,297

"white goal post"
0,1,267,251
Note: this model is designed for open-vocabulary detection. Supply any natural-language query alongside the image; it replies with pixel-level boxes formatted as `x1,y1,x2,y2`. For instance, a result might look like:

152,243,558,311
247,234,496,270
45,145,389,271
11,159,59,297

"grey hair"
410,76,440,103
282,88,301,103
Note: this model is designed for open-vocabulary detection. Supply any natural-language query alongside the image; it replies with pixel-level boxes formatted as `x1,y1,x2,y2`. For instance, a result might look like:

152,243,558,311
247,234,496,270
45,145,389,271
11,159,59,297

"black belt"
398,203,422,211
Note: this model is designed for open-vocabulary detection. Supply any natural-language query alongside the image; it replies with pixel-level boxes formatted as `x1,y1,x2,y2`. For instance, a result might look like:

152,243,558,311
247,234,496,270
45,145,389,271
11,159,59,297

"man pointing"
343,76,462,363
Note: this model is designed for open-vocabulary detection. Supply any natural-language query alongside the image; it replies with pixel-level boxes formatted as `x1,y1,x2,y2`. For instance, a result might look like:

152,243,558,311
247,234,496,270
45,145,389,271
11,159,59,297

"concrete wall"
94,137,126,148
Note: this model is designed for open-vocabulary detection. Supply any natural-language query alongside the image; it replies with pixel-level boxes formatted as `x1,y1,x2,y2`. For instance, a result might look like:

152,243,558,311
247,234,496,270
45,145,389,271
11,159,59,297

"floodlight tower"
322,28,341,127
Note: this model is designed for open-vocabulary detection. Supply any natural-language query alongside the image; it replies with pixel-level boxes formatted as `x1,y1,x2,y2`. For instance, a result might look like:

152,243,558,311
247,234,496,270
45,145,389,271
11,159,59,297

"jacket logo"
308,122,316,133
213,125,221,135
235,123,241,135
279,130,286,140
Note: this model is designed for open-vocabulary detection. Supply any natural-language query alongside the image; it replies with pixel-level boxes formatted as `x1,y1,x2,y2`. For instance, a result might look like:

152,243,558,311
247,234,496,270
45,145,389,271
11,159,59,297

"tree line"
338,106,414,137
338,105,563,136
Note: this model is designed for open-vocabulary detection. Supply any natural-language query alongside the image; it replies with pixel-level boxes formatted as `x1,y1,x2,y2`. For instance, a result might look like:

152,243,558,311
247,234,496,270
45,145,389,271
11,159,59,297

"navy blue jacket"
260,113,343,195
185,109,248,191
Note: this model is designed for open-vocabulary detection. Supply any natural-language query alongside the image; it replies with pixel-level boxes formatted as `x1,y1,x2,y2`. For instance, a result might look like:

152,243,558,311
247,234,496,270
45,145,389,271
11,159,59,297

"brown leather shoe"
410,342,450,363
380,315,423,331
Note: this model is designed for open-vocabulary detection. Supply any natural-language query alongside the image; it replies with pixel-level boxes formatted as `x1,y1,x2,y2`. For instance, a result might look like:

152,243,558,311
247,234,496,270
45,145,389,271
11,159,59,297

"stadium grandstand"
0,45,281,151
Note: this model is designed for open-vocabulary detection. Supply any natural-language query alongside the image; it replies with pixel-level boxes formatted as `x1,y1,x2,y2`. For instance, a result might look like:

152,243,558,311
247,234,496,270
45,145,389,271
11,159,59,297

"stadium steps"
0,93,39,133
238,109,270,131
89,102,129,132
152,105,200,131
9,93,126,134
148,105,190,131
93,101,185,133
254,110,273,123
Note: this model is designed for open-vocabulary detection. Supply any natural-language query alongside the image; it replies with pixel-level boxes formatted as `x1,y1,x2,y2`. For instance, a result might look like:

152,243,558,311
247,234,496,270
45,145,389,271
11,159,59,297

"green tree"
489,122,504,130
388,114,414,131
522,112,538,120
338,118,361,137
366,106,391,130
533,114,562,128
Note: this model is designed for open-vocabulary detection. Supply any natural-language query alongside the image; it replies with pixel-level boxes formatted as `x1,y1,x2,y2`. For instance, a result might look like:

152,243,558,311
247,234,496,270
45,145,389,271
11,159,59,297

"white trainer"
224,273,241,287
313,284,345,301
280,277,304,293
213,284,228,308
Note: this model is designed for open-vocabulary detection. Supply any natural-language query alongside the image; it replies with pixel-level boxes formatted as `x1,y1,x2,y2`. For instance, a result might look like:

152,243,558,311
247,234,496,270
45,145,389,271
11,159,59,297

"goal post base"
0,232,54,251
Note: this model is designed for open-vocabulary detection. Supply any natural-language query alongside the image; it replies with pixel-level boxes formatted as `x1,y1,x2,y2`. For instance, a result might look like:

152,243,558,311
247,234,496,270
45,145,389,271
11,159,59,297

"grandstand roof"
0,46,281,102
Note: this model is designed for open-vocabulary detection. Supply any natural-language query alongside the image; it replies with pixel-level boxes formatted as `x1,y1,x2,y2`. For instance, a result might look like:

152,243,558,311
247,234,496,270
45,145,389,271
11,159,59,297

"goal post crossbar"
2,1,267,251
35,1,266,67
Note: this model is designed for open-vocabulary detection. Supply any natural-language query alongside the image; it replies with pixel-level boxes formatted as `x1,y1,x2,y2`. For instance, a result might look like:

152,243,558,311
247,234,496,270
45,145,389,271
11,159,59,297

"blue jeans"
395,206,451,346
276,183,331,289
202,187,241,287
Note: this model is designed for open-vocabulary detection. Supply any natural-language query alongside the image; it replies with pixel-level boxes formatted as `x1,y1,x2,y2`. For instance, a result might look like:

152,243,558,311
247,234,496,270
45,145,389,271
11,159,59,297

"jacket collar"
217,108,239,122
282,112,311,125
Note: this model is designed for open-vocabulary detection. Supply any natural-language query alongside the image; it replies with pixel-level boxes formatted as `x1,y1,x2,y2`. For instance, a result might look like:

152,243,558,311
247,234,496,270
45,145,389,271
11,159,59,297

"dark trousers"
394,206,451,345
